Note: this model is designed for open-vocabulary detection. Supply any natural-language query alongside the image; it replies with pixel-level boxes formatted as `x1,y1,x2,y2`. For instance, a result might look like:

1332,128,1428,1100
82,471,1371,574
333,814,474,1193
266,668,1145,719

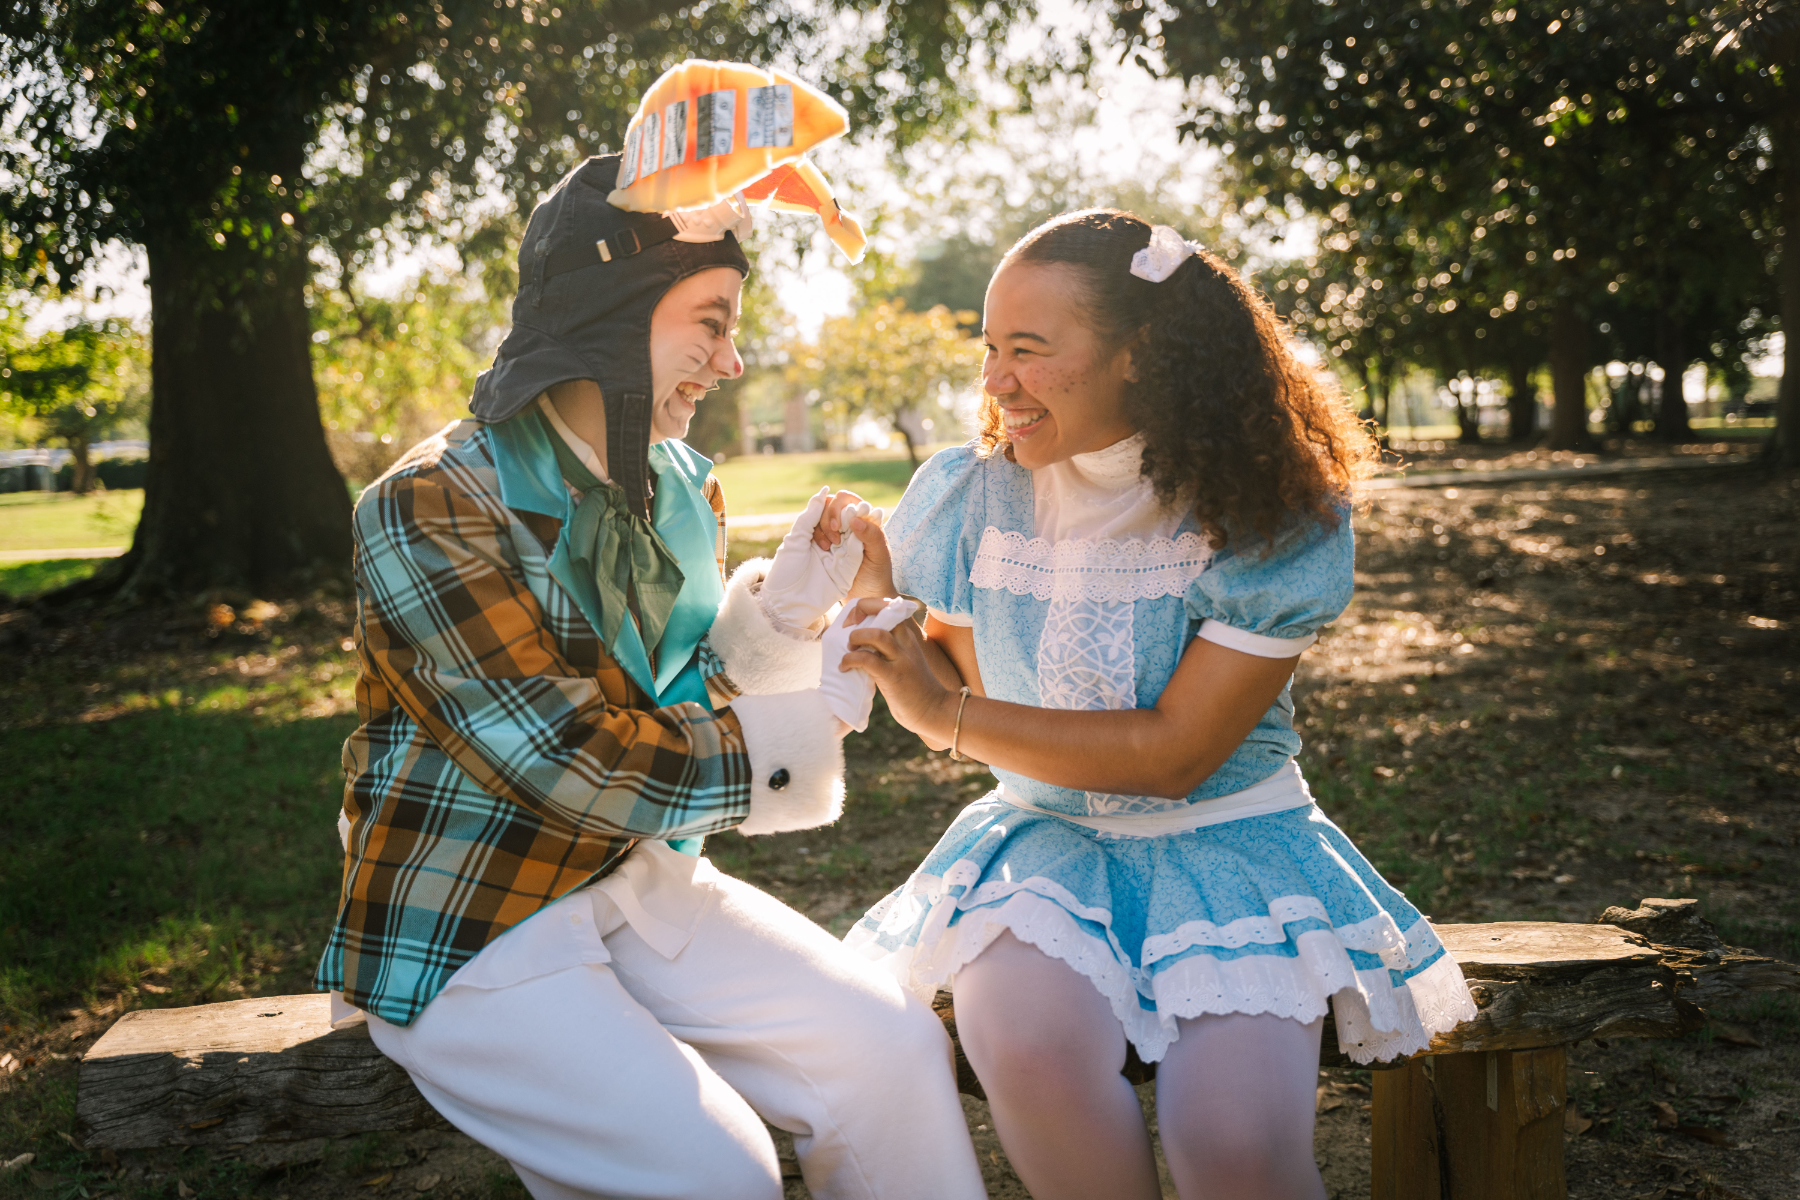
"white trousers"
366,849,986,1200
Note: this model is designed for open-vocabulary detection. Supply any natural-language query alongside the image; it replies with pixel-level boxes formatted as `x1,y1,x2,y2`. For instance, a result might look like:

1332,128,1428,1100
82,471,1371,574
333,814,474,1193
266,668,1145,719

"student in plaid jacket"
314,154,985,1200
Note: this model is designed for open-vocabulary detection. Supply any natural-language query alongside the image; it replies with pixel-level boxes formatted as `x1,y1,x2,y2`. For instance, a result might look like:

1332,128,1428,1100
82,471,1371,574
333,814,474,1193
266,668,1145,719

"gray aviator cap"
469,153,750,519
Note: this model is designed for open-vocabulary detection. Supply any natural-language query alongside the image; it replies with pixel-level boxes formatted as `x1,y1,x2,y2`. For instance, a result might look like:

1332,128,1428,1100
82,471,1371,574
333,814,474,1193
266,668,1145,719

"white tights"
955,932,1328,1200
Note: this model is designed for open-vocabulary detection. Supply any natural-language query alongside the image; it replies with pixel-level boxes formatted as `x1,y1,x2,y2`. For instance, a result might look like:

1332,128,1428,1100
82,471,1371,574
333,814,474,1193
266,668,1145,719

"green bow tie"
537,411,685,661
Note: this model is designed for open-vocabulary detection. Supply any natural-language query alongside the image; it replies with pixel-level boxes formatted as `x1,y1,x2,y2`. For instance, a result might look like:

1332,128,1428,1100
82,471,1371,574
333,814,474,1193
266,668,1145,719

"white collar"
1032,433,1181,543
537,394,610,483
1067,432,1149,490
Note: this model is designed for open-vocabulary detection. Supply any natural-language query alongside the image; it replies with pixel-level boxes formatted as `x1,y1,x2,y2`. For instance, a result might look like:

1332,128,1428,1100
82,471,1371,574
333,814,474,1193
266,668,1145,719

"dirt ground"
2,446,1795,1199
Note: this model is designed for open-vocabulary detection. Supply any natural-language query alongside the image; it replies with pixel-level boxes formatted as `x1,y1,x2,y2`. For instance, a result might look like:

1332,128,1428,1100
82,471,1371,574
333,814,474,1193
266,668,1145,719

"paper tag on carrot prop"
606,60,864,262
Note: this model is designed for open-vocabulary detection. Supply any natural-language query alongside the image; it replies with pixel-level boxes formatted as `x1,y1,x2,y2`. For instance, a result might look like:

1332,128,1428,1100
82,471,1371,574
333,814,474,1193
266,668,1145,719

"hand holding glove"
758,487,883,637
817,595,920,732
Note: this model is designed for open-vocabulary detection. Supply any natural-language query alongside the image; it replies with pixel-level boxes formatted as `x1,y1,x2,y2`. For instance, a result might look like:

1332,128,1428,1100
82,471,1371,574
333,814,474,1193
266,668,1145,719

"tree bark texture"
1774,121,1800,468
1653,314,1693,441
98,233,352,599
1547,307,1592,451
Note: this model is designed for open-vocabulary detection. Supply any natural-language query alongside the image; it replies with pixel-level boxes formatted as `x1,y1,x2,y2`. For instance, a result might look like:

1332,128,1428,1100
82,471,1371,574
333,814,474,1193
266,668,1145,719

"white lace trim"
1141,902,1413,972
969,527,1212,604
844,875,1479,1064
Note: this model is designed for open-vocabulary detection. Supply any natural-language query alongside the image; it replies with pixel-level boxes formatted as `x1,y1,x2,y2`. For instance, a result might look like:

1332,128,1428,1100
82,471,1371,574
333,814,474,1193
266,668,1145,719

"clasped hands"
757,489,951,743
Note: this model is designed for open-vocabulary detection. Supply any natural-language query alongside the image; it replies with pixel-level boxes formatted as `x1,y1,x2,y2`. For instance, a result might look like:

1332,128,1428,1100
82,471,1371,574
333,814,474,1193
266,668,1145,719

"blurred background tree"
783,299,981,467
308,270,505,485
1130,0,1788,453
0,0,1032,599
0,310,149,493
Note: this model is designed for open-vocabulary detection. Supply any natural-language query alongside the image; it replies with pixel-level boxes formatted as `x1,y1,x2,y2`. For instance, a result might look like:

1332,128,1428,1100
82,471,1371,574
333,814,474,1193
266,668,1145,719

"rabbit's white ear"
337,811,352,852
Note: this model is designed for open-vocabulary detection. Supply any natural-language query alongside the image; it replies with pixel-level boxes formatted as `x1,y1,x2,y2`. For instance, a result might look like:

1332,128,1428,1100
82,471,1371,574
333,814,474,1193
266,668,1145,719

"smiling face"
981,260,1138,470
647,266,745,443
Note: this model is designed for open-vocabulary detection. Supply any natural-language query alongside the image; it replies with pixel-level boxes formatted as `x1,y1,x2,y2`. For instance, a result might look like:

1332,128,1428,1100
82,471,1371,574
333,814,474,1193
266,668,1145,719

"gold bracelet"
948,686,973,762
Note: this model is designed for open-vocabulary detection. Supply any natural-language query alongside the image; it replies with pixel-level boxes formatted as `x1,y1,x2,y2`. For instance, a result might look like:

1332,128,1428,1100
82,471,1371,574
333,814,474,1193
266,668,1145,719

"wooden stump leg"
1370,1047,1567,1200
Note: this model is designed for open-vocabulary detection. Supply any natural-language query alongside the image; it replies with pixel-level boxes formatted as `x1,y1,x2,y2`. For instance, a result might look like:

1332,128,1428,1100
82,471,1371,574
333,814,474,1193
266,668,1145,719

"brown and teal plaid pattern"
316,419,751,1026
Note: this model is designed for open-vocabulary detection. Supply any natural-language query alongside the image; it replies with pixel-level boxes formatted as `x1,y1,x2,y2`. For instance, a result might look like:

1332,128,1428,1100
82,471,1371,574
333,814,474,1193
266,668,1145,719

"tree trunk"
1772,120,1800,467
68,433,94,494
1547,307,1592,451
1653,314,1693,442
1353,358,1378,425
73,230,352,600
1455,379,1482,443
1506,359,1538,443
1607,370,1641,437
897,424,920,470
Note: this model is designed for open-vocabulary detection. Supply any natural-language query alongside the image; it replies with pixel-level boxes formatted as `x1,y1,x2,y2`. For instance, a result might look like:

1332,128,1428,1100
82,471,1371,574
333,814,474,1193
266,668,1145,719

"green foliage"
1128,0,1781,434
783,300,982,464
0,0,1033,290
0,305,148,489
308,271,506,482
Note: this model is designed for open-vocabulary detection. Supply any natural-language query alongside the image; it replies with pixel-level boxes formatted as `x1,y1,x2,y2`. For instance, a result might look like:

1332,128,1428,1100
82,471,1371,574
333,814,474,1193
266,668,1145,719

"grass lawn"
711,447,959,515
0,558,104,601
1,468,1796,1198
0,490,142,555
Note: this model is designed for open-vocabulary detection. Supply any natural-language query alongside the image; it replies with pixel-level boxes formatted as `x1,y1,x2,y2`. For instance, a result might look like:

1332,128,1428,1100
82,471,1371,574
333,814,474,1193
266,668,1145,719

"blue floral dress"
843,443,1476,1064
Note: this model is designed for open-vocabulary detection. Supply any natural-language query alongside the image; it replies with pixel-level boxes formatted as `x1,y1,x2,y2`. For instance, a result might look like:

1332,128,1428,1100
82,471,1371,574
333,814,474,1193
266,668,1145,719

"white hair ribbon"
1129,224,1200,283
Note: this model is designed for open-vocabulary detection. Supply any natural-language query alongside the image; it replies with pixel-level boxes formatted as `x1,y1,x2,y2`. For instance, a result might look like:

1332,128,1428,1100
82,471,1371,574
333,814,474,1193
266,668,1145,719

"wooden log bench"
77,899,1799,1199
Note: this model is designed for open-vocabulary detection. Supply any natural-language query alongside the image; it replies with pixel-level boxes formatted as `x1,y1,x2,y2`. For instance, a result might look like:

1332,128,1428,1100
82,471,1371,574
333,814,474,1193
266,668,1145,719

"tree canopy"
0,308,148,492
0,0,1032,598
1124,0,1792,454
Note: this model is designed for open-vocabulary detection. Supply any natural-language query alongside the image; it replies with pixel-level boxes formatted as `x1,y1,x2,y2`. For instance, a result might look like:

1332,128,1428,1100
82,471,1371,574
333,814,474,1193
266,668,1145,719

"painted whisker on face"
647,267,746,444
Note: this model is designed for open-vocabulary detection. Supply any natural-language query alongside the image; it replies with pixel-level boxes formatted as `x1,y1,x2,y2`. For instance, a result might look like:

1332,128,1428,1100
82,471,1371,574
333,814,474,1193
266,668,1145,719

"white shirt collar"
536,393,610,483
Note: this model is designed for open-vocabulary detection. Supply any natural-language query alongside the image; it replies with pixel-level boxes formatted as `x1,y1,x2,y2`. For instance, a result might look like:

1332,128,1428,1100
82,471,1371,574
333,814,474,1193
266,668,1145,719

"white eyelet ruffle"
969,527,1212,604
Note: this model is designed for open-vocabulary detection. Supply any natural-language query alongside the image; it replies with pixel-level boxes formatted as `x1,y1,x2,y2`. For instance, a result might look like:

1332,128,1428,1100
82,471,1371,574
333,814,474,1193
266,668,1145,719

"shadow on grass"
0,706,355,1026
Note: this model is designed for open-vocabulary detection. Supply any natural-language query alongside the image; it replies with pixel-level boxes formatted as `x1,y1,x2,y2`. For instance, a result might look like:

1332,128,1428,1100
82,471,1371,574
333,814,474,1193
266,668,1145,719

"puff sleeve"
1185,509,1354,658
887,446,990,628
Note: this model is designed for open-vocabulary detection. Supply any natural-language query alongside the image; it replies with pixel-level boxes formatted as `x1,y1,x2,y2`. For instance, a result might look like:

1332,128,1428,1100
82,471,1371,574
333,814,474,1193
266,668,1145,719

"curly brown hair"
975,209,1375,549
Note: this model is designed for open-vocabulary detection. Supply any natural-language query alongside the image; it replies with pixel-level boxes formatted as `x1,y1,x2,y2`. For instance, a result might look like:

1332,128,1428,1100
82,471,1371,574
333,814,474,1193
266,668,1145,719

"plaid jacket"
315,417,751,1026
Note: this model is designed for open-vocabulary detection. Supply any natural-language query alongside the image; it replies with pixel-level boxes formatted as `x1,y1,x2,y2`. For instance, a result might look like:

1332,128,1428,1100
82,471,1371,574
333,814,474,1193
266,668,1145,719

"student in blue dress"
832,210,1477,1200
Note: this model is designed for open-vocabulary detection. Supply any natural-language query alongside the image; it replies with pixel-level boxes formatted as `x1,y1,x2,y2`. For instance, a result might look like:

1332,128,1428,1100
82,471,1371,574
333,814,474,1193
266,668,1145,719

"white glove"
758,487,883,636
817,596,920,732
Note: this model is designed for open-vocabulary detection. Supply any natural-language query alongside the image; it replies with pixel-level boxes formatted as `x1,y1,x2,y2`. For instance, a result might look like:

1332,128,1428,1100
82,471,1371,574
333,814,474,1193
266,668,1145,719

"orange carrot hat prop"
608,59,867,263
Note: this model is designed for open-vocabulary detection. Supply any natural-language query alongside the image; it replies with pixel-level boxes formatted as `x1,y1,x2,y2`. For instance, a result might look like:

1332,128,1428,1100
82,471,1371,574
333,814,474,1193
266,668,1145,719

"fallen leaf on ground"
1,1154,33,1172
1674,1124,1731,1147
362,1174,393,1188
413,1174,440,1193
1564,1104,1593,1135
1316,1084,1346,1113
1708,1022,1761,1049
1651,1100,1678,1130
177,1181,195,1199
57,1132,82,1151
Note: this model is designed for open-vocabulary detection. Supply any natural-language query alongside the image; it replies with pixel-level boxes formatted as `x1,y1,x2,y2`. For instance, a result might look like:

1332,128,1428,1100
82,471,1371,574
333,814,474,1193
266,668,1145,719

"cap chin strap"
605,389,655,520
